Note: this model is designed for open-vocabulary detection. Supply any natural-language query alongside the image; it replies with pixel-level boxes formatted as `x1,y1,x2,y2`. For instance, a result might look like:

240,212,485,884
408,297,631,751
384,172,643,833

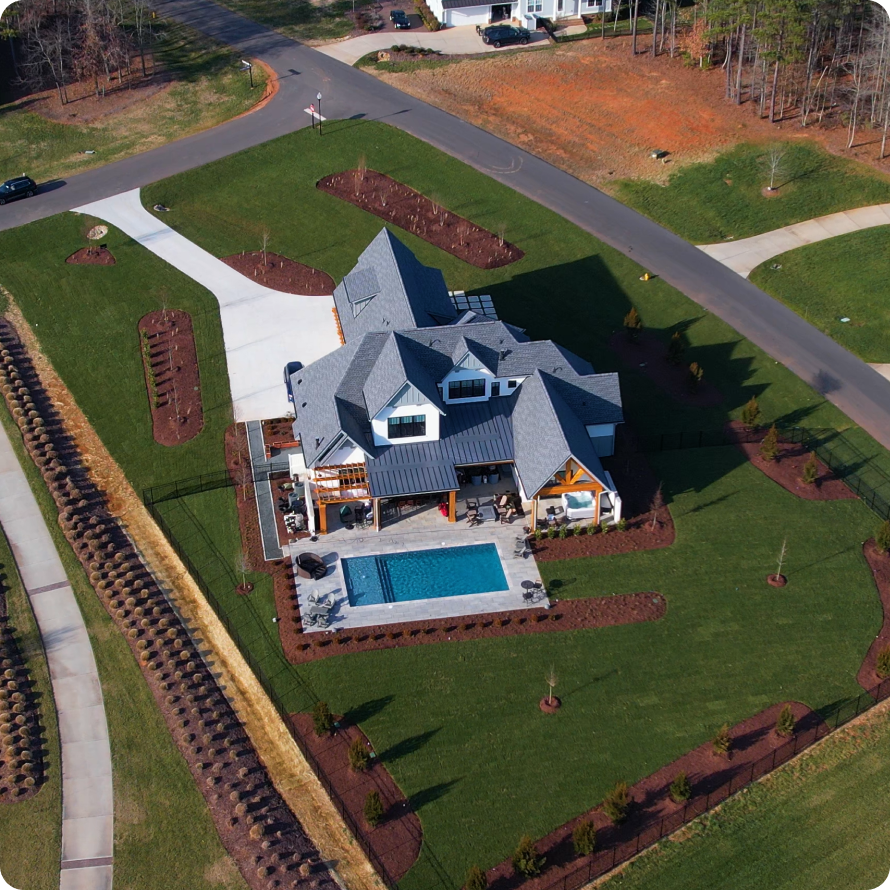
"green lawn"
210,0,374,42
0,529,61,890
0,18,266,184
1,121,888,887
750,227,890,365
604,704,890,890
614,142,890,243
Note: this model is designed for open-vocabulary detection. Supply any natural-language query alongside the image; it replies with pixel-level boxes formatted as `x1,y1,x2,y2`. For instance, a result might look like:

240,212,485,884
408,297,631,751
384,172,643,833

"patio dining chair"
466,498,480,526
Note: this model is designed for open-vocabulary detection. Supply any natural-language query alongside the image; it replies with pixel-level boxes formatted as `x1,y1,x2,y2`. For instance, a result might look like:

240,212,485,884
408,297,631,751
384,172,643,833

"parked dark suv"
480,24,530,46
390,9,412,28
0,176,38,205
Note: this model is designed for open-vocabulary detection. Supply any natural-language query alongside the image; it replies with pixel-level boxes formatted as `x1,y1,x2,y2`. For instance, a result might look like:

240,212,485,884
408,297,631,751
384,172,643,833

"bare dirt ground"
374,35,889,187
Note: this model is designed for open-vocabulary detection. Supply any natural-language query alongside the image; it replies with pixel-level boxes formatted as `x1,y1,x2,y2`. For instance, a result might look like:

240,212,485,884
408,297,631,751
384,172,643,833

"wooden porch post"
448,490,457,523
373,498,381,532
319,502,328,535
594,490,600,525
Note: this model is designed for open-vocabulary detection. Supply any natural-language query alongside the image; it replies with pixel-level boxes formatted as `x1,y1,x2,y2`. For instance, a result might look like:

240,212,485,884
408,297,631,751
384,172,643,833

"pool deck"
286,504,544,631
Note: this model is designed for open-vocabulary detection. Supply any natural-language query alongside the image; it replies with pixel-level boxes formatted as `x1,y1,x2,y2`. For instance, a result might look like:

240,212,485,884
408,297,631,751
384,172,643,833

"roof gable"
363,333,445,419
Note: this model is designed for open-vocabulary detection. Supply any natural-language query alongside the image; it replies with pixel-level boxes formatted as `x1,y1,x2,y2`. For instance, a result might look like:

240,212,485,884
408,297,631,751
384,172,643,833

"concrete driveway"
73,190,340,422
316,23,550,65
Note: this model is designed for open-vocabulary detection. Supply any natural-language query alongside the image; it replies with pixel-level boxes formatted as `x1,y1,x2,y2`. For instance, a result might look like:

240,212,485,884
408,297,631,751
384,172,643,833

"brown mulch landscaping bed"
221,252,335,296
726,422,856,501
484,701,827,890
138,310,203,446
858,540,890,693
0,319,337,889
609,331,723,408
290,714,421,882
282,594,666,665
263,417,300,449
65,247,116,266
317,170,524,269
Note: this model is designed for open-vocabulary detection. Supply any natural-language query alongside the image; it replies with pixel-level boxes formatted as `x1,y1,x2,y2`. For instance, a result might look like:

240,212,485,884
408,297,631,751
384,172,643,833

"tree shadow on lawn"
407,778,461,813
344,695,395,725
379,727,441,764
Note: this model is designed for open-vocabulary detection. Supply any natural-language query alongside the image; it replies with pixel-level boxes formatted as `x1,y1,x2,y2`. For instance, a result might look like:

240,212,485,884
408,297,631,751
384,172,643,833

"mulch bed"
65,247,116,266
484,701,827,890
138,310,203,447
221,252,335,296
289,714,421,882
725,422,856,501
609,331,723,408
282,594,666,665
317,170,524,269
263,417,299,449
858,540,890,693
0,319,338,889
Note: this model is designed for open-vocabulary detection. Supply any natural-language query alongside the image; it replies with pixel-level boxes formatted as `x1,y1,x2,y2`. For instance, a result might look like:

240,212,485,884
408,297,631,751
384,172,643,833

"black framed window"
388,415,426,438
491,381,501,397
507,379,518,389
448,379,486,400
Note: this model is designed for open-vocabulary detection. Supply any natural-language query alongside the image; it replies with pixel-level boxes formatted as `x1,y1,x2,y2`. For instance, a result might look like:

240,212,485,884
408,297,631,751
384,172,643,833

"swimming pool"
341,543,509,607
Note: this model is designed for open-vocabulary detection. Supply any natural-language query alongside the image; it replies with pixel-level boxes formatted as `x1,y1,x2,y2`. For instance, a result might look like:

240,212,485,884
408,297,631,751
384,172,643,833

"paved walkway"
316,24,549,65
0,423,113,890
699,203,890,278
72,190,340,422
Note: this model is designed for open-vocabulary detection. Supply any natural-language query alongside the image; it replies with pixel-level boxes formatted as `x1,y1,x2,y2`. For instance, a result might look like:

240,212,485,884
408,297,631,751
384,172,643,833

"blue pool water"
342,544,509,607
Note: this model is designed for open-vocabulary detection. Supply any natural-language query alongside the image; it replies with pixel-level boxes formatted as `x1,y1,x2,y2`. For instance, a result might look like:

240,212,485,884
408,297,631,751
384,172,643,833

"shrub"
600,519,610,535
669,771,692,803
586,523,597,535
617,518,627,531
312,701,334,737
801,452,818,484
464,865,488,890
602,781,630,824
875,521,890,555
534,528,543,541
573,523,584,536
760,425,779,462
666,330,684,364
741,396,761,428
364,790,385,827
572,820,596,856
348,738,370,772
558,526,568,539
511,835,545,877
712,724,732,757
875,644,890,678
775,704,796,737
547,527,557,540
687,361,704,391
623,307,642,342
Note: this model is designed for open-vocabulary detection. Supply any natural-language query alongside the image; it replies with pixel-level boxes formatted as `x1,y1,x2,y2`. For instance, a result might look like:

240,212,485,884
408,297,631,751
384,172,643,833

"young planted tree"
801,452,818,485
623,307,643,343
666,330,685,364
512,836,545,878
650,482,665,531
348,738,370,772
669,771,692,803
602,781,630,824
775,704,796,737
545,665,558,705
740,396,761,428
572,820,597,856
364,790,385,827
712,724,732,758
464,865,488,890
876,645,890,678
875,520,890,555
260,229,271,267
687,362,704,391
760,424,779,462
760,144,787,191
236,550,251,592
312,700,334,737
773,538,788,582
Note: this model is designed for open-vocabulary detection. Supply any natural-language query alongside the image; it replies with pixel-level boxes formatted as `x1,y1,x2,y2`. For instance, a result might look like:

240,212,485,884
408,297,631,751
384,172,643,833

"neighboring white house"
428,0,612,29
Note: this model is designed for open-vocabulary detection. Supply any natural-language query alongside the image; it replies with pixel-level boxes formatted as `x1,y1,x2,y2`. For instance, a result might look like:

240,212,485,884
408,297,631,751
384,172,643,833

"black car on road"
390,9,412,28
480,24,530,46
0,176,38,205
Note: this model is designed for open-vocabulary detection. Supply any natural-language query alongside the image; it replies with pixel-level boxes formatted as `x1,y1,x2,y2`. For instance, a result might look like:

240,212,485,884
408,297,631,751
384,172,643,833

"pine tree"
775,704,796,737
760,424,779,462
687,362,704,391
572,820,597,856
712,724,732,757
875,520,890,555
876,645,890,678
364,790,385,827
464,865,488,890
669,771,692,803
801,452,818,485
348,738,370,772
623,307,643,343
740,396,761,428
666,331,685,364
512,836,545,877
602,781,630,823
312,700,334,737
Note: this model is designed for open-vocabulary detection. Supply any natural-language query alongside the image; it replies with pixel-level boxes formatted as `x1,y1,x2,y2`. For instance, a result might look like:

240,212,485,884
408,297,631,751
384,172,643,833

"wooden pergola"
313,464,370,534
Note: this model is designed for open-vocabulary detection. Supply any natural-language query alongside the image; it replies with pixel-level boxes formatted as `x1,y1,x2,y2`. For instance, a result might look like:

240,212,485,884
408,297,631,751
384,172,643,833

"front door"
557,0,563,13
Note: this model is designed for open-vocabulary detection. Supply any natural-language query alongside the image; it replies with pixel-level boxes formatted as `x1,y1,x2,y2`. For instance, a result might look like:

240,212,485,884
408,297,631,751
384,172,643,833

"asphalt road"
5,0,890,448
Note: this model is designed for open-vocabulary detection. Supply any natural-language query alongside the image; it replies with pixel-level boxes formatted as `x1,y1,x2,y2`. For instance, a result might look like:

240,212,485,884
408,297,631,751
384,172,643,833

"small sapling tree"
512,836,545,878
760,424,779,462
761,144,787,192
666,330,684,364
464,865,488,890
312,701,334,737
364,790,385,827
572,820,597,856
623,307,643,343
773,538,788,582
712,724,732,758
602,781,630,824
669,771,692,803
875,520,890,555
236,551,251,591
876,645,890,678
650,483,665,531
741,396,761,428
546,665,558,706
260,229,271,267
775,704,796,737
801,452,818,485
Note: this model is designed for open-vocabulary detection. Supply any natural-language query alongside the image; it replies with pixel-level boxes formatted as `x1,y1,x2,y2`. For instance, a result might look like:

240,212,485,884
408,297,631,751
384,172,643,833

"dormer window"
507,380,518,389
449,379,486,399
388,415,426,438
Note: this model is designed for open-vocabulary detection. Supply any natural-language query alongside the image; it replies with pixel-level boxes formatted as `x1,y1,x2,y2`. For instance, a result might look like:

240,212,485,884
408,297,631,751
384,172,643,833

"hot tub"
562,490,596,521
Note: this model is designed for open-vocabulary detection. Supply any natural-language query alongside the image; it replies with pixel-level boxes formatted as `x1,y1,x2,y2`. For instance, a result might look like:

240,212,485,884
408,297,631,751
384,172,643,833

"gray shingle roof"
363,333,444,419
333,229,456,341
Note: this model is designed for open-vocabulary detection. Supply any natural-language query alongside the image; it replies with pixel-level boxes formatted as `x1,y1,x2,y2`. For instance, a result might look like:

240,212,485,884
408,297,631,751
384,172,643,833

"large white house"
427,0,612,29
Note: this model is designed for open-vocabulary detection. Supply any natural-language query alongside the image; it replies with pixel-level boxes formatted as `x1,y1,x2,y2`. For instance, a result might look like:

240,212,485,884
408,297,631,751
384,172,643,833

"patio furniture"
466,499,480,526
513,536,531,559
309,602,333,617
488,467,500,484
296,552,327,580
339,504,354,525
478,503,498,523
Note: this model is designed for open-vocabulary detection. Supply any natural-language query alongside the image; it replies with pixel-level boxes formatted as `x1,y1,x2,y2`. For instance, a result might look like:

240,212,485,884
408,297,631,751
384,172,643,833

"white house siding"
444,6,493,25
371,403,441,446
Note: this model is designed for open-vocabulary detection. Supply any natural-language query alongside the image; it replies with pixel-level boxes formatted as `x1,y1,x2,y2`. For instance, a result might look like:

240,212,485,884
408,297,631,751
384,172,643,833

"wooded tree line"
616,0,890,156
4,0,156,103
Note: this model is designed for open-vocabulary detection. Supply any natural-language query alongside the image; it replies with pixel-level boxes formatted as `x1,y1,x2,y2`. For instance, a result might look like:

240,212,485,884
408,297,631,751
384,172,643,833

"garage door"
445,6,492,26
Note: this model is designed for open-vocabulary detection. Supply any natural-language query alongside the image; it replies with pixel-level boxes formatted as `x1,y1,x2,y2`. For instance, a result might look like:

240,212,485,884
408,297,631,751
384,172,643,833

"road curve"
4,0,890,450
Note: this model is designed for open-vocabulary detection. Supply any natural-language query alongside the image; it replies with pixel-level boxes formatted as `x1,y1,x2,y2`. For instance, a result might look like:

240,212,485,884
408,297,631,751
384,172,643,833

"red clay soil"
858,541,890,693
221,252,335,296
281,594,666,666
138,310,203,446
484,702,828,890
609,331,723,408
726,422,856,501
289,714,421,881
317,170,524,269
65,247,116,266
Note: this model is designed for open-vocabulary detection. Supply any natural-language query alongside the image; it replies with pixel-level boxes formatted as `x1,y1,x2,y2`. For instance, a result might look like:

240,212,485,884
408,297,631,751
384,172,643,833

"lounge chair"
296,552,327,580
513,535,531,559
